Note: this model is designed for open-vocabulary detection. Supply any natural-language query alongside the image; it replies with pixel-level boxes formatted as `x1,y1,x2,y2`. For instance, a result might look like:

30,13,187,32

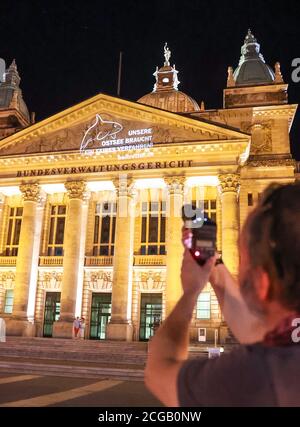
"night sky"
1,0,300,159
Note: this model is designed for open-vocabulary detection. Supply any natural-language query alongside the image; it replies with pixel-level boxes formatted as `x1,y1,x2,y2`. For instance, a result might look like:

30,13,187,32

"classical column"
0,193,5,252
106,176,135,341
52,181,89,338
218,173,240,275
7,183,44,336
164,176,185,316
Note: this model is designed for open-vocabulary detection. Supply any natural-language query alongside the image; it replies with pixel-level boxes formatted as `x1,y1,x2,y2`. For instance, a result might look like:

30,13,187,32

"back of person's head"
243,181,300,312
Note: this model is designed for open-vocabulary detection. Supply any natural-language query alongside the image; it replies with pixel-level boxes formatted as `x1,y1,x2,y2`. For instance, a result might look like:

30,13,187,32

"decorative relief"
240,121,252,134
250,121,273,154
135,271,165,292
218,173,240,193
84,271,112,291
24,129,78,154
38,271,62,290
0,271,15,289
225,92,288,108
65,180,89,200
19,182,41,202
247,158,296,168
240,120,273,154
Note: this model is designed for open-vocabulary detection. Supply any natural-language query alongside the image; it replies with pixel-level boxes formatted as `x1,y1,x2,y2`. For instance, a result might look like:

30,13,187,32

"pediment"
0,93,249,157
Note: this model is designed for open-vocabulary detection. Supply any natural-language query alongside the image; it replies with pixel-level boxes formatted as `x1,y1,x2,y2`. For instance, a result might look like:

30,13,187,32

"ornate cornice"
0,139,250,170
65,180,89,200
19,182,41,202
253,106,297,118
247,158,296,168
218,173,240,193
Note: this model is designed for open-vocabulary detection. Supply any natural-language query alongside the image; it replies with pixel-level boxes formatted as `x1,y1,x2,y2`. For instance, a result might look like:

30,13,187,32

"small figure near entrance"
149,316,161,336
0,318,6,343
79,317,86,339
73,317,81,339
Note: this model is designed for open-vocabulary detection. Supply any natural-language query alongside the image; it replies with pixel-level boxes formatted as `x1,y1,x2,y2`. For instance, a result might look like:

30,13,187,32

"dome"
138,89,200,113
137,43,201,113
233,30,275,86
0,59,30,122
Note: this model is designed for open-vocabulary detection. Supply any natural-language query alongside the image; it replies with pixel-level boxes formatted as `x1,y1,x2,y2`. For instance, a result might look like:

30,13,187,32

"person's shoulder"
208,343,263,367
177,344,271,406
178,343,265,388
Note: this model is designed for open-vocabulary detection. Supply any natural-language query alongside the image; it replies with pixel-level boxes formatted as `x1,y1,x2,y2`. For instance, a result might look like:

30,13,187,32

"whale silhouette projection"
80,114,123,151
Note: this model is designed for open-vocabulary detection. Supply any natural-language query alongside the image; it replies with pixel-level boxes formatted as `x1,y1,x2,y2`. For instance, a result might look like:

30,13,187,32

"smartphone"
182,203,217,266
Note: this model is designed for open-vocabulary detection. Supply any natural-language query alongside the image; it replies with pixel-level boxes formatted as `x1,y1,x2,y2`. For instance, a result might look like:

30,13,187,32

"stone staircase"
0,337,208,381
0,337,149,365
0,337,148,380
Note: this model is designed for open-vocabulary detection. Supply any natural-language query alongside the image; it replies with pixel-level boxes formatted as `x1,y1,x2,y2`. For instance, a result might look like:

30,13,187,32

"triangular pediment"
0,93,249,156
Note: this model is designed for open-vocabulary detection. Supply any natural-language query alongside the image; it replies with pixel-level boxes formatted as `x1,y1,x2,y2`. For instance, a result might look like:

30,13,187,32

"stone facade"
0,32,298,343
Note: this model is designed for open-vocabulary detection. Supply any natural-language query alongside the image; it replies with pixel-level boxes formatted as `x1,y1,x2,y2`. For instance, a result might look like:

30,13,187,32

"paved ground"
0,373,162,407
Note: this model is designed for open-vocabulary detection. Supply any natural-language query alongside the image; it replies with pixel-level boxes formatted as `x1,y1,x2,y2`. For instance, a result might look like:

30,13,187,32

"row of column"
4,173,240,339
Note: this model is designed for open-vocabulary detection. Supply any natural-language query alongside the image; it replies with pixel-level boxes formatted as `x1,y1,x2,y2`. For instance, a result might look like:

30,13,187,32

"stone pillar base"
52,321,74,339
5,319,36,337
106,322,133,341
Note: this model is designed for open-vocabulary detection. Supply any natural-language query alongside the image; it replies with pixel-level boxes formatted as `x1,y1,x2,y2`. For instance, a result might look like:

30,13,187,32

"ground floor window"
196,292,211,319
43,292,61,337
139,293,162,341
89,293,112,340
4,289,14,314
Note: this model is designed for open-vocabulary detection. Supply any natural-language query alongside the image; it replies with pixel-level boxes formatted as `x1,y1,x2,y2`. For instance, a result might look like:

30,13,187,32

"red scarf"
263,314,300,347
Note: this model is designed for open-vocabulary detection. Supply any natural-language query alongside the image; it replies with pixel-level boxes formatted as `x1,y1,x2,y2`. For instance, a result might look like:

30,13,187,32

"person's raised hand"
181,247,216,297
181,226,192,249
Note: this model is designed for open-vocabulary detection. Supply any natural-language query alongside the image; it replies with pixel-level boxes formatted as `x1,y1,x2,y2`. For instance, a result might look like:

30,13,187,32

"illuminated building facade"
0,32,297,342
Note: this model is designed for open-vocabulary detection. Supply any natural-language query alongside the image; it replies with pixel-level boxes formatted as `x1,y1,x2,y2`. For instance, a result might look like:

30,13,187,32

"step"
0,348,148,366
0,358,145,381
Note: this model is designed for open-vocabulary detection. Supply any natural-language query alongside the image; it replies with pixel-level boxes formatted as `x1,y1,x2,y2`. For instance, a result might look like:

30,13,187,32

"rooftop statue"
164,42,171,66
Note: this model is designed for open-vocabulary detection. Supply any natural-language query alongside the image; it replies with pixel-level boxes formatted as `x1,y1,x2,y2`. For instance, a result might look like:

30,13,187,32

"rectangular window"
248,193,253,206
47,205,66,256
4,289,14,314
5,207,23,256
93,202,116,256
140,200,166,255
196,292,211,319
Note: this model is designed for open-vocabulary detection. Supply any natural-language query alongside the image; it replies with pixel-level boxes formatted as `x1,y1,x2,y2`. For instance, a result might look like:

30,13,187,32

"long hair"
245,182,300,311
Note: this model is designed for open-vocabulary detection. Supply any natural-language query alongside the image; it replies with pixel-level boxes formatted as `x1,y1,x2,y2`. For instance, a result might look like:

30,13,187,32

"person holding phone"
145,182,300,407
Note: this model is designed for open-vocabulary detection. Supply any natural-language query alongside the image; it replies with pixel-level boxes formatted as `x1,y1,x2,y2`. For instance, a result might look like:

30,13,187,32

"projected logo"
80,113,154,159
80,114,123,152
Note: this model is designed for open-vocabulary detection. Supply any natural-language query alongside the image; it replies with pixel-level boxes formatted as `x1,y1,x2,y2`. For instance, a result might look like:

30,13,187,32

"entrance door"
89,293,112,340
139,293,162,341
43,292,61,337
